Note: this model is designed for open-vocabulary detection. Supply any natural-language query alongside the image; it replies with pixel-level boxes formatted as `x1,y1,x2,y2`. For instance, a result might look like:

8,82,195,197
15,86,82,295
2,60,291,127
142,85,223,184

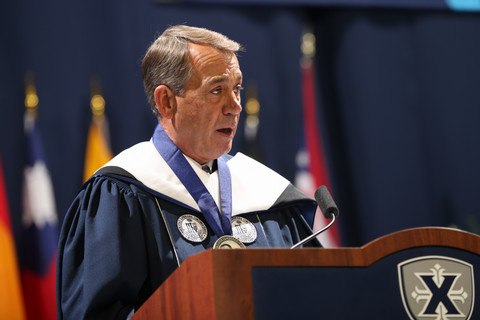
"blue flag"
21,111,58,320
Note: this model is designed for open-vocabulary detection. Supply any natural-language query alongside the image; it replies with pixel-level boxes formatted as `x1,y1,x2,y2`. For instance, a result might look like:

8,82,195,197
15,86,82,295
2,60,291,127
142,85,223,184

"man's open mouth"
217,128,233,134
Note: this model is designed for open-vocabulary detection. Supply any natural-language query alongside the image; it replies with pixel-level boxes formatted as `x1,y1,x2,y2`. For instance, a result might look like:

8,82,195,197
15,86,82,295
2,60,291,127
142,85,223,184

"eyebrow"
207,73,243,86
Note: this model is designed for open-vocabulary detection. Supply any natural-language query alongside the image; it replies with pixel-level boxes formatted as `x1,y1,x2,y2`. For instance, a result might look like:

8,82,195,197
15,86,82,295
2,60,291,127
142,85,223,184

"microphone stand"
290,214,336,249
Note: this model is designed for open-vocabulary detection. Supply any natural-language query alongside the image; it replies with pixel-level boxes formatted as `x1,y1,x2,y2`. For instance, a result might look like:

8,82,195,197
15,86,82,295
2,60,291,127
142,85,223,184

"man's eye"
211,88,222,94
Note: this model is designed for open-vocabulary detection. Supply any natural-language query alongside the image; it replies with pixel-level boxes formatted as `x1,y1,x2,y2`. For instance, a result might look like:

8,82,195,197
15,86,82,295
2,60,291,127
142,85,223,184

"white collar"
101,140,291,215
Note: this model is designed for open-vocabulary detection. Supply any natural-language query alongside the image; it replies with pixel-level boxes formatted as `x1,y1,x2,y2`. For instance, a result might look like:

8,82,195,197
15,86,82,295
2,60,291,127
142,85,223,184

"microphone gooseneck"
291,185,339,249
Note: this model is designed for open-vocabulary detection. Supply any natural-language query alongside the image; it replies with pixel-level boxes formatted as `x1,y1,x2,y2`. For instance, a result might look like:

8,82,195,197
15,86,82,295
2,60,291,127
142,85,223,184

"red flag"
0,157,27,319
295,32,341,247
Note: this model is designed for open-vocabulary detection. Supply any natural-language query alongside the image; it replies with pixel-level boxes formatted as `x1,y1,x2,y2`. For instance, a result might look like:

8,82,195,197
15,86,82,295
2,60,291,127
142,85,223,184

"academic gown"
56,140,320,320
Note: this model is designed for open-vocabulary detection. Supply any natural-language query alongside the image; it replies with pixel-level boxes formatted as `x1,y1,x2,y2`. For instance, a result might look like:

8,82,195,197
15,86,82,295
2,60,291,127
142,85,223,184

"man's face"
167,43,243,164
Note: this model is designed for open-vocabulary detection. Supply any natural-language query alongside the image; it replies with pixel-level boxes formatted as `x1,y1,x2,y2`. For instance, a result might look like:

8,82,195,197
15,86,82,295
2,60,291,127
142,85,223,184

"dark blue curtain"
312,9,480,244
1,1,480,247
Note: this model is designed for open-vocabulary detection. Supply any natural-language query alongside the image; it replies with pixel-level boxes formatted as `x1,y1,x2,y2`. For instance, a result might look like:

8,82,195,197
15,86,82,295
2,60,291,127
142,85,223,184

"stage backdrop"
1,0,480,250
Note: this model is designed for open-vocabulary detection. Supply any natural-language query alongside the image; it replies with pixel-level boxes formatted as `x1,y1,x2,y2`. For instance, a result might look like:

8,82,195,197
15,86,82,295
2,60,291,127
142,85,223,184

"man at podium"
57,25,321,319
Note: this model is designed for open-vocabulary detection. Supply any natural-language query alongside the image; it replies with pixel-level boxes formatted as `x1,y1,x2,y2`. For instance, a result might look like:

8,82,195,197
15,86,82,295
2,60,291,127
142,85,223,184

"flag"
21,108,58,320
83,89,113,182
294,30,341,247
0,157,27,320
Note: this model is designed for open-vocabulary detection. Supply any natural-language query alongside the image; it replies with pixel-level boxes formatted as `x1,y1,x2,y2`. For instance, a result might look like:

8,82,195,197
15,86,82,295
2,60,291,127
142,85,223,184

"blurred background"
2,0,480,317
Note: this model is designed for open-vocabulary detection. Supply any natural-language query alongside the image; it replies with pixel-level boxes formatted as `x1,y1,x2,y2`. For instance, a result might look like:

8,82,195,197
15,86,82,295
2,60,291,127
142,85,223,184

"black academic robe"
56,141,320,320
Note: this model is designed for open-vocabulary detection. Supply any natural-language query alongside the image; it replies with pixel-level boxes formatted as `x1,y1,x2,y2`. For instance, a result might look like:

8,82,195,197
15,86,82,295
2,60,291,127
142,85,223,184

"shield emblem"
398,255,475,320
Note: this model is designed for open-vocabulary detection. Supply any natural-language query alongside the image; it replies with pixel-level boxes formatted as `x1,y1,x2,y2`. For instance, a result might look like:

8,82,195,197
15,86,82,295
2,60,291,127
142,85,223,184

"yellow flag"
83,115,113,182
0,157,26,320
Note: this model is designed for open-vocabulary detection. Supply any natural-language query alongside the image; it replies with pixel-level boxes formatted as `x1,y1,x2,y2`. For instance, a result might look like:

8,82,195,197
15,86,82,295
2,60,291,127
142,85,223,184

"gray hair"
142,25,243,118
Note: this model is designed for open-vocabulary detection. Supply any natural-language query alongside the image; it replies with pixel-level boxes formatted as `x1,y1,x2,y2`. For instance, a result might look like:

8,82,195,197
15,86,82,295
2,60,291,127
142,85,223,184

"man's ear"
154,85,176,119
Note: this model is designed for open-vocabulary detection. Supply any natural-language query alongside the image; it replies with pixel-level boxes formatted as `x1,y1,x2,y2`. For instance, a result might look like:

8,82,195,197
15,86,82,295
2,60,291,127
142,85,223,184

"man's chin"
215,145,233,159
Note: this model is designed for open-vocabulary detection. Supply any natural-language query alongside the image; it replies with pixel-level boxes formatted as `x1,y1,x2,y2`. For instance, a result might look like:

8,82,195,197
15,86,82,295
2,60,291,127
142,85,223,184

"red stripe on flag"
21,255,57,320
301,59,341,247
0,161,13,232
302,62,330,186
0,157,27,319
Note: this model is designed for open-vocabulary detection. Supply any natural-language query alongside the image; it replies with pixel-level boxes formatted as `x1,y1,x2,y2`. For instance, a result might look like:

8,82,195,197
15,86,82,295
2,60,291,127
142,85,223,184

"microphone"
291,185,339,249
315,185,339,219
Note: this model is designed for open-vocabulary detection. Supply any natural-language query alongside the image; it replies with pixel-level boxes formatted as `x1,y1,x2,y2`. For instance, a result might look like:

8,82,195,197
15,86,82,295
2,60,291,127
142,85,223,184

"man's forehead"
189,43,242,82
188,43,241,72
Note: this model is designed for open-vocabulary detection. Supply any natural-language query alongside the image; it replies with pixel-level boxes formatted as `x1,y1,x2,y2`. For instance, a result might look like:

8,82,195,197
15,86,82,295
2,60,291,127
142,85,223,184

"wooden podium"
132,227,480,320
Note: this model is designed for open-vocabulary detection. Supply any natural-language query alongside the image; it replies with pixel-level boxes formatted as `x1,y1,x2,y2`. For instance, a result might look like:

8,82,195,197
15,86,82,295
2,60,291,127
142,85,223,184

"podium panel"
253,246,478,319
132,227,480,320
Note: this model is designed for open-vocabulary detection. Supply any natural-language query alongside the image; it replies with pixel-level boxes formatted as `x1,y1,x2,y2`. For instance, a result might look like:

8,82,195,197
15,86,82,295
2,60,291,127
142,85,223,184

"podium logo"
398,256,475,320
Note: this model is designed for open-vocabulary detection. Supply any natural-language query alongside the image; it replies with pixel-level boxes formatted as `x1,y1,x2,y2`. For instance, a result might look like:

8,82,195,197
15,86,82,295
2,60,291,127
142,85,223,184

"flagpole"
24,73,39,130
244,83,262,161
90,76,106,117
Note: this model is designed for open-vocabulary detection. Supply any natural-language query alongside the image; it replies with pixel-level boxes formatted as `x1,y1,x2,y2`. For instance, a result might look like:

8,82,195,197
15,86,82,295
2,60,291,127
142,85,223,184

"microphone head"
314,185,339,219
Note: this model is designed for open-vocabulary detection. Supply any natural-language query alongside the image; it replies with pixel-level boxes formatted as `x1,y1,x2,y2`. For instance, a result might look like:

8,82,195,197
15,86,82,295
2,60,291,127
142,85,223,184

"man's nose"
224,91,242,115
